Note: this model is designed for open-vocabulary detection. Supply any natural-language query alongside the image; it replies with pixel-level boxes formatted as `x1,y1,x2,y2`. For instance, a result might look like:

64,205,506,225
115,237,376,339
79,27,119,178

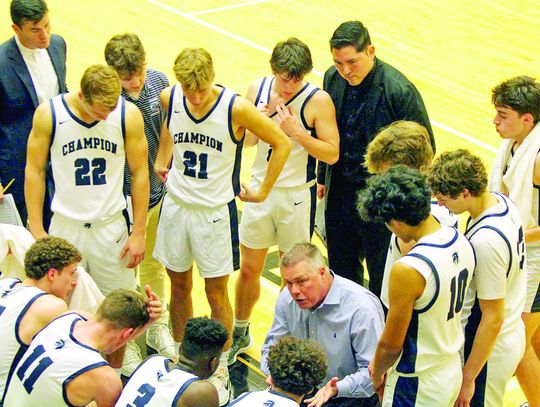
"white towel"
0,225,104,313
489,122,540,230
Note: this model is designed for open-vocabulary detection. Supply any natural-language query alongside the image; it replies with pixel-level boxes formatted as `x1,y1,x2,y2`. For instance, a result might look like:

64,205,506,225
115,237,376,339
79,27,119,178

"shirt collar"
317,269,341,306
15,35,46,59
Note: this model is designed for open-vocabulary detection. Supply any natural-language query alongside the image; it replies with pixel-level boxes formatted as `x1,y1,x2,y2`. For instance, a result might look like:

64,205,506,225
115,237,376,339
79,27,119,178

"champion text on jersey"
172,131,223,152
62,137,118,156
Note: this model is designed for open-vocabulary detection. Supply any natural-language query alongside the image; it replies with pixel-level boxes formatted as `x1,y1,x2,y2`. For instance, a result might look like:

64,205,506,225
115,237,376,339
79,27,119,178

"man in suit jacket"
0,0,67,227
317,20,434,297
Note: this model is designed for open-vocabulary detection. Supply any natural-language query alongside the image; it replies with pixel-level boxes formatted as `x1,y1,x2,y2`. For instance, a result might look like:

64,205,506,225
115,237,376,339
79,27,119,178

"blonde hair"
365,120,434,174
80,64,122,109
104,33,146,78
173,48,214,92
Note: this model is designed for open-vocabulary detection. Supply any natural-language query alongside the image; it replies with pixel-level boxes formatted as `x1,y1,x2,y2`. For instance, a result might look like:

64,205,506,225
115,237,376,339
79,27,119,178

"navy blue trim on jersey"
415,227,459,249
228,199,240,270
269,82,310,119
468,225,512,277
535,183,540,225
62,361,108,407
183,86,225,124
393,376,418,406
228,94,243,145
167,85,175,129
299,87,319,131
228,390,250,405
532,283,540,313
1,345,27,404
171,377,200,407
67,314,100,353
50,98,57,146
61,94,99,128
122,354,163,388
120,97,126,140
466,193,509,232
464,297,482,361
14,291,48,346
406,253,441,314
396,308,420,370
394,235,402,255
309,184,316,238
232,142,242,197
253,77,268,106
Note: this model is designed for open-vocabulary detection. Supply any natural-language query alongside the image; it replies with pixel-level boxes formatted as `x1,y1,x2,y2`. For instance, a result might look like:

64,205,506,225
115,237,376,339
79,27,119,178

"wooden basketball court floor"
2,0,539,404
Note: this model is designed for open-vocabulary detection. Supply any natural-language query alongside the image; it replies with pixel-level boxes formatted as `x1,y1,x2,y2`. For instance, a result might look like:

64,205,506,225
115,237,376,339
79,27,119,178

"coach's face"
332,45,375,86
13,13,51,49
283,260,327,310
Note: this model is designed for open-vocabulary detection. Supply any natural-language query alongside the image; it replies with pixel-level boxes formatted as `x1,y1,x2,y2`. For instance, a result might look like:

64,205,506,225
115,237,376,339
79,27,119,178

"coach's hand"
120,232,145,268
238,182,268,203
304,377,338,407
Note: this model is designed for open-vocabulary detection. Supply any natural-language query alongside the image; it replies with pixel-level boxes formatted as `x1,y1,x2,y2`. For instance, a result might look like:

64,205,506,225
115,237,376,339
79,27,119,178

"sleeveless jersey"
381,203,458,307
165,85,242,207
462,192,526,343
394,225,475,374
49,94,127,222
0,279,47,404
230,389,298,406
115,355,199,407
3,312,108,407
251,77,319,188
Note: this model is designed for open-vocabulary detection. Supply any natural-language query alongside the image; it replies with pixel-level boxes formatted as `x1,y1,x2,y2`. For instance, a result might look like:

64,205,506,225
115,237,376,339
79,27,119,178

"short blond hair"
365,120,434,174
173,48,214,92
80,64,122,109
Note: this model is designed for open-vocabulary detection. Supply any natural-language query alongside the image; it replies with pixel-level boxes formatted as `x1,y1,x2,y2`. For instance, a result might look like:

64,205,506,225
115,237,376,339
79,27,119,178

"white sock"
219,350,230,368
174,340,181,354
233,319,250,328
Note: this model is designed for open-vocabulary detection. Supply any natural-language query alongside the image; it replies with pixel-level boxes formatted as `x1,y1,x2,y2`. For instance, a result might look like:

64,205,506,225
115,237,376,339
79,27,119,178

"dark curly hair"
357,165,431,226
492,76,540,122
182,317,228,361
24,236,82,280
268,336,327,396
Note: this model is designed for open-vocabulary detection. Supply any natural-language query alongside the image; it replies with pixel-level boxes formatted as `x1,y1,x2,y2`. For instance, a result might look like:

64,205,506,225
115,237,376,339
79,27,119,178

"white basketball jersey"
394,225,475,374
251,77,319,188
462,193,526,342
3,312,108,407
165,85,242,207
115,355,199,407
230,389,298,406
49,94,127,222
0,279,47,403
381,202,458,307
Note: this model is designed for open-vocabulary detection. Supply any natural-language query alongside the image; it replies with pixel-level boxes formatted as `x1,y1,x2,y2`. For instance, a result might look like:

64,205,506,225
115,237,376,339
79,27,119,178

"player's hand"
304,377,338,407
29,224,48,240
120,232,145,268
257,103,270,116
238,182,268,203
144,284,163,324
0,184,4,203
154,165,169,183
317,184,326,200
454,376,474,407
276,103,305,142
368,360,386,402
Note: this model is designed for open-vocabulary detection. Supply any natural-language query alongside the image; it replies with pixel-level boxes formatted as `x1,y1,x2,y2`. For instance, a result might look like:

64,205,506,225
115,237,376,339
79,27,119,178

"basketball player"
230,336,327,406
357,166,475,406
25,64,149,295
0,236,80,405
364,120,457,309
115,317,228,407
230,37,339,365
430,150,527,406
3,287,162,407
153,48,291,405
488,76,540,406
104,32,175,371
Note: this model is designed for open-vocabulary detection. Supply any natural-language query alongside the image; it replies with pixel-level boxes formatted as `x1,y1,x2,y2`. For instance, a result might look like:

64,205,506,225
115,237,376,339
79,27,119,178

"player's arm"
370,263,425,389
243,78,267,147
67,365,122,407
122,101,149,268
278,89,339,164
526,151,540,243
154,87,174,183
177,380,219,407
25,102,53,238
233,96,292,203
455,235,505,407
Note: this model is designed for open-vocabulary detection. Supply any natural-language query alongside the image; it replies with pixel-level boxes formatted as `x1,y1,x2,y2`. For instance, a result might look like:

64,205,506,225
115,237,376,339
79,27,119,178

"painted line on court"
148,0,497,154
191,0,270,16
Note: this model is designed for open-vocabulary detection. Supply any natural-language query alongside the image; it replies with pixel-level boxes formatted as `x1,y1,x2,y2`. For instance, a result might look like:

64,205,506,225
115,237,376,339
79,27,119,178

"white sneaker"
146,323,176,359
209,365,231,406
120,341,142,377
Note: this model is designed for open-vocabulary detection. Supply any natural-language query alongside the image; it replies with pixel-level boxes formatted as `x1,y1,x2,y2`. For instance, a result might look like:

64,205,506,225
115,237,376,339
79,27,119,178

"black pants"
325,178,391,298
303,391,380,407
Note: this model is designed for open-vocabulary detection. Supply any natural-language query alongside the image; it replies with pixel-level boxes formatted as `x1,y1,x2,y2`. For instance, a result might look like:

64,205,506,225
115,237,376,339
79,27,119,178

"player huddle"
0,0,539,406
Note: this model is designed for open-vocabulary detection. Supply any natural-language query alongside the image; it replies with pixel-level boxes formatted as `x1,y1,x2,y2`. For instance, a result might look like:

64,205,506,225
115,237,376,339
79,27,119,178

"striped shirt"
123,68,169,209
